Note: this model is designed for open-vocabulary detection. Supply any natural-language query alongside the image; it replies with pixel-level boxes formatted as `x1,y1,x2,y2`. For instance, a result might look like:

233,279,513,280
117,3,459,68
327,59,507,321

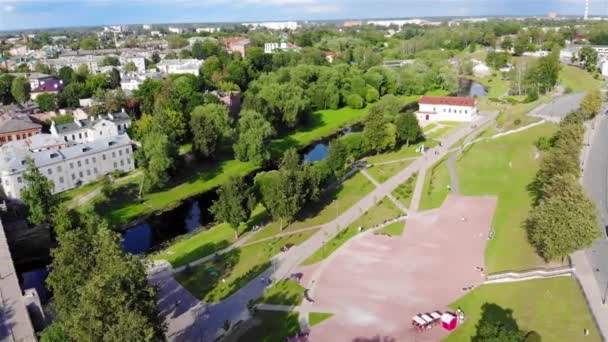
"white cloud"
3,4,14,11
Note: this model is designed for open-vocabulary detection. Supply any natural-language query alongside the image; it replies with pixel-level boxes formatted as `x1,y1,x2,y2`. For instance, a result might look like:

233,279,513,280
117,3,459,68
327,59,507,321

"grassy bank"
445,277,600,342
419,157,451,210
455,123,558,272
560,65,604,93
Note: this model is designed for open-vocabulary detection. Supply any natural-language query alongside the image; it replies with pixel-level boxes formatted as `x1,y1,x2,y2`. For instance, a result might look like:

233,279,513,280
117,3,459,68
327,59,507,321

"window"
4,179,8,186
57,166,62,172
69,162,74,169
78,133,82,139
59,177,64,184
85,132,88,138
22,134,26,139
120,160,124,166
16,135,20,140
125,148,130,154
7,136,11,141
94,168,98,174
113,162,117,168
86,169,91,176
72,134,75,140
71,174,76,180
28,133,32,137
77,161,81,167
112,152,116,158
17,177,22,183
79,171,83,177
102,154,106,160
47,168,52,175
119,150,123,156
85,159,89,165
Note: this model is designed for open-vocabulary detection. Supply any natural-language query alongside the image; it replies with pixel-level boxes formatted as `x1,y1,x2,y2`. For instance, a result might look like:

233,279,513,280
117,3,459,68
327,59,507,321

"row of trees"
527,111,600,261
509,50,560,99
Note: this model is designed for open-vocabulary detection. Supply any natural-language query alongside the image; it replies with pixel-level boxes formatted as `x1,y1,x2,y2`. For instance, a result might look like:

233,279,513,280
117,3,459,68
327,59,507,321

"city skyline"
2,0,608,31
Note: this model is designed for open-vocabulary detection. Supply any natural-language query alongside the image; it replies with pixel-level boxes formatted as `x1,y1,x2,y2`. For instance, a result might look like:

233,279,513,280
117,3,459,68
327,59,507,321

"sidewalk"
571,251,608,340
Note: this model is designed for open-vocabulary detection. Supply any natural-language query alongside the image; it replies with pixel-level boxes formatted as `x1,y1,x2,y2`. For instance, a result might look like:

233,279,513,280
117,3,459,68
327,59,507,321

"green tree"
133,78,162,115
35,93,58,112
580,89,602,119
124,61,138,73
34,62,53,75
0,74,15,104
514,32,530,56
346,93,364,109
395,111,422,146
501,37,513,50
166,35,188,49
156,109,188,144
191,40,205,60
210,177,255,238
108,68,121,89
79,38,98,50
20,159,56,225
58,66,74,85
326,138,350,175
578,46,598,73
527,180,600,261
11,76,30,104
100,56,120,67
190,104,233,158
233,109,275,164
58,83,82,108
363,106,388,152
138,130,177,191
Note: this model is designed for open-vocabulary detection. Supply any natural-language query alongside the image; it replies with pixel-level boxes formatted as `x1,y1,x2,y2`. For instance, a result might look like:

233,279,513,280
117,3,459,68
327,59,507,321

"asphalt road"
582,113,608,304
529,92,585,123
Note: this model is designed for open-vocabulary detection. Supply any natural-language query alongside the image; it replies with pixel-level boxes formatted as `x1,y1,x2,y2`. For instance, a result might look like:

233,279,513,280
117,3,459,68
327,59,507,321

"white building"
243,21,298,30
472,63,491,77
196,27,220,33
416,96,477,123
120,72,163,92
142,24,152,30
264,37,299,54
0,111,134,200
157,59,203,76
367,19,440,27
168,27,183,34
45,55,105,74
119,53,146,73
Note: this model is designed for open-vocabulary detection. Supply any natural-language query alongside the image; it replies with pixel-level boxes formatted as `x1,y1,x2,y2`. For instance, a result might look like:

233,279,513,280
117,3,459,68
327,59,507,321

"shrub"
536,136,552,151
564,85,573,94
111,169,123,178
514,119,522,126
346,94,364,109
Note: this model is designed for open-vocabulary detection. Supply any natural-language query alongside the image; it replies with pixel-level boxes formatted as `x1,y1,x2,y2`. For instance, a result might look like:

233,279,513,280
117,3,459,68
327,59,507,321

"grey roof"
0,134,132,174
8,72,52,80
54,112,130,135
0,113,41,134
158,58,200,66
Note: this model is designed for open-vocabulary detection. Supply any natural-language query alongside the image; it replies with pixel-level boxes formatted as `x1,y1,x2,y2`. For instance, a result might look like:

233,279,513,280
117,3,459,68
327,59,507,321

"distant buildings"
196,27,220,33
157,59,203,76
416,96,477,123
243,21,298,30
264,37,299,54
120,71,163,92
45,55,105,74
168,27,183,34
342,20,363,27
367,19,441,27
0,111,134,199
142,24,152,30
119,53,146,73
223,37,251,57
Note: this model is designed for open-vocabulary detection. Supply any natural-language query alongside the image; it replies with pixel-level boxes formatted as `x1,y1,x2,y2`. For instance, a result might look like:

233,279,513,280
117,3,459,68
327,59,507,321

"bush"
346,94,365,109
564,86,573,94
525,90,539,103
536,136,552,151
514,119,521,126
111,169,123,178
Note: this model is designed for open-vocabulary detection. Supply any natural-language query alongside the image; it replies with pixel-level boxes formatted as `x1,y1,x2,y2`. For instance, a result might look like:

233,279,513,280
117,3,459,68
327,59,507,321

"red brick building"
0,113,42,145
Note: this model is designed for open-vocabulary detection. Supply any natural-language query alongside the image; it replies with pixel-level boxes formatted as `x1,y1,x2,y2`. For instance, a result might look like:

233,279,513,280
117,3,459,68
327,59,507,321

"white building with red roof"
415,95,478,123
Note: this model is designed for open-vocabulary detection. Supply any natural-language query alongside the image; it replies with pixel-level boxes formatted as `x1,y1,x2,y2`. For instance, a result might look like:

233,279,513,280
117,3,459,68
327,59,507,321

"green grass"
495,97,544,130
375,221,406,236
176,228,318,302
419,157,451,210
309,312,334,327
560,65,603,93
367,140,438,164
423,123,438,133
150,205,267,268
466,74,510,98
366,159,414,183
258,279,305,306
249,172,375,242
444,277,600,342
455,123,559,272
238,311,300,342
301,198,402,265
391,173,417,208
56,178,104,205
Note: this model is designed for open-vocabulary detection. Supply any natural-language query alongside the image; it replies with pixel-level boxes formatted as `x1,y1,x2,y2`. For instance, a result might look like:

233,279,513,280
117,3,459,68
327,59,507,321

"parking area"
302,195,497,341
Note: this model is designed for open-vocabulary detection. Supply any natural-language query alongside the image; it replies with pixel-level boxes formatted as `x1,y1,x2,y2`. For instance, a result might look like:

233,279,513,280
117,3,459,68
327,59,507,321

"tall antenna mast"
585,0,590,20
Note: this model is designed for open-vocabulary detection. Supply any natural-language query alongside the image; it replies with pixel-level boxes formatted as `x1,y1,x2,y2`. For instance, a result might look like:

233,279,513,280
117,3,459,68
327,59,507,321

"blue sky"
0,0,606,31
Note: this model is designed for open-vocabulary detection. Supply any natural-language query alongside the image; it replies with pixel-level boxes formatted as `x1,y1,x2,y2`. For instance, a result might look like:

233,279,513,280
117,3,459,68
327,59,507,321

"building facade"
416,96,477,123
157,59,203,76
0,113,42,146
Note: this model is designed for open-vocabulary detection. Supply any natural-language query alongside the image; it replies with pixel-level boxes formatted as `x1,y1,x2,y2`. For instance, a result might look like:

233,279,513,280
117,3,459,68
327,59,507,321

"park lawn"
444,277,600,342
426,126,451,139
150,205,267,268
249,172,375,242
455,123,559,272
232,311,300,342
560,65,603,93
375,221,406,236
309,312,334,327
366,159,414,183
495,97,543,130
301,198,402,265
176,228,318,302
367,140,438,164
258,279,305,306
419,157,451,210
391,173,417,208
56,179,103,206
422,123,438,133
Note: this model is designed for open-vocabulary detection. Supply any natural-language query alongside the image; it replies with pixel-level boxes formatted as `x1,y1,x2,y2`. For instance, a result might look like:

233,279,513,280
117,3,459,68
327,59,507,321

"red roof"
418,96,476,107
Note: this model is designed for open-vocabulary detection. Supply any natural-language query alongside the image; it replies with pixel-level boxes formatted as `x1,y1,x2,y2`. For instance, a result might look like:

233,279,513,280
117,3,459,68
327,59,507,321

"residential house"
120,72,163,92
30,78,64,100
157,59,203,76
321,51,339,63
119,52,146,73
416,96,477,123
0,113,42,145
223,37,250,57
50,110,131,144
45,55,105,74
8,73,54,90
264,37,300,54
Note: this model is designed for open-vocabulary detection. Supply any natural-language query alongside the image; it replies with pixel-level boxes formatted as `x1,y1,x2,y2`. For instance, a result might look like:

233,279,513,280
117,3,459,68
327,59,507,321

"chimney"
108,113,114,120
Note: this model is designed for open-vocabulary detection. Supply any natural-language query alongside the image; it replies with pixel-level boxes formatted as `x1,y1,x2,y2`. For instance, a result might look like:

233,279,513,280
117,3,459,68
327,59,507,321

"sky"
0,0,607,31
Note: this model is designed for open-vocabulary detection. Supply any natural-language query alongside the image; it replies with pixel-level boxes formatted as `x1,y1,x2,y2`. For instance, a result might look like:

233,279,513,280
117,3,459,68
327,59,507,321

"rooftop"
53,111,130,134
0,113,41,134
418,95,476,107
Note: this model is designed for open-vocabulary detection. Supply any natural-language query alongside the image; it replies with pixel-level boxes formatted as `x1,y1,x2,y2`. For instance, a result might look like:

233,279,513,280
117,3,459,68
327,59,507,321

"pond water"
302,126,355,163
458,78,488,97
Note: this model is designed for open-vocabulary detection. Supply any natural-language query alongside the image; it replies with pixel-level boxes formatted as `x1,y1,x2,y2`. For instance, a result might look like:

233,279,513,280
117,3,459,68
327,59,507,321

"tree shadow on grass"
258,279,304,306
170,239,232,268
472,303,539,342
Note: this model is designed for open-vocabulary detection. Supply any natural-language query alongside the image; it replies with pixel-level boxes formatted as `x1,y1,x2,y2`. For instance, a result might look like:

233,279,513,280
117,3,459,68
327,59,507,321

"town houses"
415,96,478,122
